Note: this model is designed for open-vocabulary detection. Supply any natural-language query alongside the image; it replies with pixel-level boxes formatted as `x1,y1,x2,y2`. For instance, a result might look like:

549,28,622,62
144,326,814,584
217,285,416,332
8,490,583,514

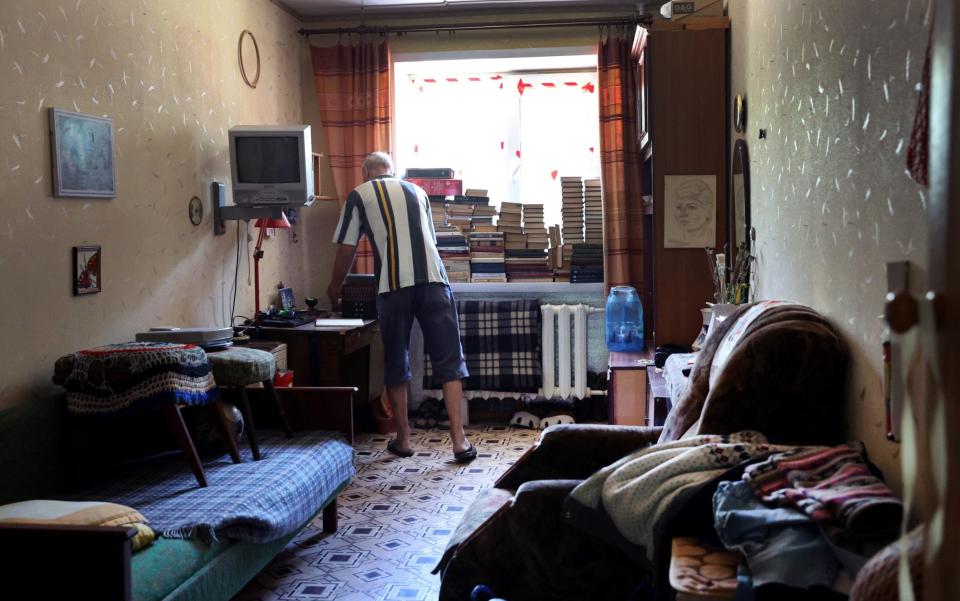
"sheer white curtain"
395,68,600,227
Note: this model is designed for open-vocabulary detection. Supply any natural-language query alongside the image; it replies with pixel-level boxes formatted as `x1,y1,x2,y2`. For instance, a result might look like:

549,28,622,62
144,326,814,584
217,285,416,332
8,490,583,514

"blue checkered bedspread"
72,431,354,544
425,299,542,392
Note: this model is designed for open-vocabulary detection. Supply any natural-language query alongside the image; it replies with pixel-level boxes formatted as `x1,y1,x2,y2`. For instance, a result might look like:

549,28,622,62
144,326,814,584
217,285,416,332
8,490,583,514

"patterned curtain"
598,32,645,292
311,40,393,274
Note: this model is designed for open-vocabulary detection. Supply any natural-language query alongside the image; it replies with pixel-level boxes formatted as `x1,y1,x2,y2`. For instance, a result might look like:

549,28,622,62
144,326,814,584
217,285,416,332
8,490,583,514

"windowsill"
448,282,604,294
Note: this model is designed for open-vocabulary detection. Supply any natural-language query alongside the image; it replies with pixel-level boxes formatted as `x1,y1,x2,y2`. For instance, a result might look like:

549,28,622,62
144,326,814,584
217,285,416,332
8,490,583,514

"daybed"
0,386,357,601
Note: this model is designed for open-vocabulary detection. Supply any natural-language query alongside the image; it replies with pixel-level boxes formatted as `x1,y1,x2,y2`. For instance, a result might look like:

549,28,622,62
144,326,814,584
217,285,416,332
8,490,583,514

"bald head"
362,152,394,180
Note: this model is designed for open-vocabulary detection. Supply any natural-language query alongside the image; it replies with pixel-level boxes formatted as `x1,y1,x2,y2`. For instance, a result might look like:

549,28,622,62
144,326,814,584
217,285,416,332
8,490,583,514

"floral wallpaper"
730,0,932,491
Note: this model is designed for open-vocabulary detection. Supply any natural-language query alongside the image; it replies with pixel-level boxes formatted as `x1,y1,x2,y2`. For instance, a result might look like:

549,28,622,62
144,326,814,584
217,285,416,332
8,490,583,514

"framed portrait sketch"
663,175,717,249
73,245,102,295
49,108,116,198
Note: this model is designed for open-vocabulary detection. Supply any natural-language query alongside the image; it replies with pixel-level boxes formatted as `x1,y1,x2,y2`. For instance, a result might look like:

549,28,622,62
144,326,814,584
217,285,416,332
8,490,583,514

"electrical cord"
230,219,240,328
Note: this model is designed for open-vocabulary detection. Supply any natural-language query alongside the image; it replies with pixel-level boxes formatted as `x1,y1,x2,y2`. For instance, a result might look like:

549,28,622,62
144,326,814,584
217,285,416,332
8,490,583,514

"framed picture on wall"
73,245,102,295
663,175,717,249
49,108,116,198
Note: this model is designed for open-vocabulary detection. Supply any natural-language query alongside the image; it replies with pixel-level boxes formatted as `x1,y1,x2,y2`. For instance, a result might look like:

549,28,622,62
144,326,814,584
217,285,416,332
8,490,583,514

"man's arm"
326,243,358,310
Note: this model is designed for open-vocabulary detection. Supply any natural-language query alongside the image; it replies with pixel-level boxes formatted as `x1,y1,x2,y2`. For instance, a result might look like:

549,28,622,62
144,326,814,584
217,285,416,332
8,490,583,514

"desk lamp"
253,214,291,315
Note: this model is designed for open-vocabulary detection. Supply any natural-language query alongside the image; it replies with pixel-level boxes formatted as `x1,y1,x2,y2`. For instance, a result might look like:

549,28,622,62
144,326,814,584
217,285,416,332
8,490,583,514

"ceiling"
276,0,645,19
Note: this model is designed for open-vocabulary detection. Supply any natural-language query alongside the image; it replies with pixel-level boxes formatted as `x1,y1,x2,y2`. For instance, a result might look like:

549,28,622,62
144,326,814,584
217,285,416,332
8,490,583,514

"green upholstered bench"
0,386,356,601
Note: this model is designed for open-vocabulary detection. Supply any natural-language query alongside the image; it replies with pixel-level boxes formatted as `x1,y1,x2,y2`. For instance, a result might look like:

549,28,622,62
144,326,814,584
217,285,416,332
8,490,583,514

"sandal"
540,414,575,430
453,442,478,463
509,411,541,429
386,439,414,458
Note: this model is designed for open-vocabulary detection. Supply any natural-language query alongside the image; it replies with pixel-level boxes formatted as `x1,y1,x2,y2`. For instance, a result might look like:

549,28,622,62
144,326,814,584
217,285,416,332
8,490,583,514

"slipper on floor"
540,414,575,429
453,442,478,463
509,411,541,430
386,439,414,458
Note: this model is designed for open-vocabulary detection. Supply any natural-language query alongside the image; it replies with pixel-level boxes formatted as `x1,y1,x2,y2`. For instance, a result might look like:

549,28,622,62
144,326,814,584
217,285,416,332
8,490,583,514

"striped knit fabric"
743,443,902,537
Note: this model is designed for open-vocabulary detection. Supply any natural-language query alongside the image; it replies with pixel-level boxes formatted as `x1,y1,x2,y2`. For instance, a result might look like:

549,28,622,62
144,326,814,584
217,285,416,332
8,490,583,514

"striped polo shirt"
332,175,448,294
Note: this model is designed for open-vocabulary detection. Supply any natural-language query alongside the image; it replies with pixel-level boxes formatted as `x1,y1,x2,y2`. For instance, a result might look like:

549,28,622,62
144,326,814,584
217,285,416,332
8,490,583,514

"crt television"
229,125,314,206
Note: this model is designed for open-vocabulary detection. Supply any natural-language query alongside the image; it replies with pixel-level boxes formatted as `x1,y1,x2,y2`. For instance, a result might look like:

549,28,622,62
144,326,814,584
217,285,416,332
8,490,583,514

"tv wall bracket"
211,181,287,236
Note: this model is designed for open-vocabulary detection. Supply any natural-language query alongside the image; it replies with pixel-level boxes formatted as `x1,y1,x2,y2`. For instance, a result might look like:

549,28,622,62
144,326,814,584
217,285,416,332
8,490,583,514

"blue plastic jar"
605,285,644,352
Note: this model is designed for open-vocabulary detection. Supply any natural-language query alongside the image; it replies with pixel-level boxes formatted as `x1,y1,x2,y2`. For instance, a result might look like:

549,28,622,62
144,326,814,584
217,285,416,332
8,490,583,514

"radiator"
540,304,604,400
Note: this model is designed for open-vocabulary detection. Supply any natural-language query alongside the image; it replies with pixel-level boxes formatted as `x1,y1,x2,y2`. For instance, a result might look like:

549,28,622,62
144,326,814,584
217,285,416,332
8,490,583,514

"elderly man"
326,152,476,462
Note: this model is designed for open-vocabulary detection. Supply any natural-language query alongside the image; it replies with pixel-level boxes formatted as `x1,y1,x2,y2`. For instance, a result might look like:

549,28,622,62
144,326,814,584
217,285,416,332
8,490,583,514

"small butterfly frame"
73,245,102,295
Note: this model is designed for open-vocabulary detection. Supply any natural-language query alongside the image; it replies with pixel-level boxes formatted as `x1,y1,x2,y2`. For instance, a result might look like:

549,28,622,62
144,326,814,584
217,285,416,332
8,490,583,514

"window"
394,55,600,227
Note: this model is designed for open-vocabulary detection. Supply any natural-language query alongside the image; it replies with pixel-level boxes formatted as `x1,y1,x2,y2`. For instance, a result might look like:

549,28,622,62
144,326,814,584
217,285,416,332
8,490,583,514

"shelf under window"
448,282,604,294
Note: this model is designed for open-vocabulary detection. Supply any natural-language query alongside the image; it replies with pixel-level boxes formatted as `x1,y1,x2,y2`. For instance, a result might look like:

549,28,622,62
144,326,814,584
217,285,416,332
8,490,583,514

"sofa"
0,386,357,601
434,301,857,600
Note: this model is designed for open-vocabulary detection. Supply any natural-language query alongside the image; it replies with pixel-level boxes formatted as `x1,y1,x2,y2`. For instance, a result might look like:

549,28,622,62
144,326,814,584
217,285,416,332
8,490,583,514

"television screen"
235,136,301,183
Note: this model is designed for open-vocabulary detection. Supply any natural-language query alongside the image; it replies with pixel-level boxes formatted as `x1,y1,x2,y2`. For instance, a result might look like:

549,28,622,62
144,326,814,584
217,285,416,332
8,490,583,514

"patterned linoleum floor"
234,424,539,601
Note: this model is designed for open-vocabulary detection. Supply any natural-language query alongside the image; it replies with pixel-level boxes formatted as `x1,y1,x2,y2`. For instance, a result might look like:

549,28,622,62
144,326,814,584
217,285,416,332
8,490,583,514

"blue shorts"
376,283,469,387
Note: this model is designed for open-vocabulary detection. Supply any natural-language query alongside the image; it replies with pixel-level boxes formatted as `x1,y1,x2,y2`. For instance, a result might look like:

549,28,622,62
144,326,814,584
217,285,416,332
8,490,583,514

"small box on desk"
663,0,724,18
405,178,463,196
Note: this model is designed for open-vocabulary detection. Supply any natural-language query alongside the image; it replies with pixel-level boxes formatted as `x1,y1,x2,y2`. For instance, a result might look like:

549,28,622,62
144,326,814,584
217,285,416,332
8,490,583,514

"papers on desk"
315,318,365,328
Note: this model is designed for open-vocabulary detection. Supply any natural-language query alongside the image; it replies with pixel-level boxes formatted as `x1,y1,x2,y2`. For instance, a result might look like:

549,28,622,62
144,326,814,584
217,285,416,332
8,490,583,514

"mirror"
729,139,751,300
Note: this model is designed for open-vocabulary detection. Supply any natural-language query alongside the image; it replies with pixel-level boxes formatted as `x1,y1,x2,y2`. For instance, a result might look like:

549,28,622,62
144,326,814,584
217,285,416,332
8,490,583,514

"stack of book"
570,243,604,283
429,197,447,229
472,204,497,230
583,177,603,245
548,225,569,282
505,248,554,282
561,176,585,245
523,203,549,250
497,201,527,254
498,202,524,235
435,225,471,283
445,200,474,232
468,231,507,283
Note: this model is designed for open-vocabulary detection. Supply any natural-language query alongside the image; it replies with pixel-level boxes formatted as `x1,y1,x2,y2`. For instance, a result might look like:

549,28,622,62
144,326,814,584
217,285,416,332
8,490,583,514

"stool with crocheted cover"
207,347,293,461
53,341,225,488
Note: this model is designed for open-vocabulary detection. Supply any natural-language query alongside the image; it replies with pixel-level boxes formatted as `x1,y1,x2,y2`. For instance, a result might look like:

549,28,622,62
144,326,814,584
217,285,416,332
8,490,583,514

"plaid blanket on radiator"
425,299,542,392
71,432,354,544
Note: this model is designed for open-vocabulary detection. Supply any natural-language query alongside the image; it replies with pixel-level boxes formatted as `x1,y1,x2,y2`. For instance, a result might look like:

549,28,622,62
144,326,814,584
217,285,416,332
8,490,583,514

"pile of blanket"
563,432,902,591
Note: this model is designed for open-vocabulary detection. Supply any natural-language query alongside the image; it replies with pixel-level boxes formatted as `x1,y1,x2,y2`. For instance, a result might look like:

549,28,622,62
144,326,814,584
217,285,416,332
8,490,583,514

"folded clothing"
743,443,902,538
0,499,155,551
564,431,791,561
713,480,839,589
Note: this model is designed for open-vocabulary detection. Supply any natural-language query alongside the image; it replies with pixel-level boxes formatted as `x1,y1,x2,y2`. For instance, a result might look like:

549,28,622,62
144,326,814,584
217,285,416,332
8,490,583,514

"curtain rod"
298,15,649,36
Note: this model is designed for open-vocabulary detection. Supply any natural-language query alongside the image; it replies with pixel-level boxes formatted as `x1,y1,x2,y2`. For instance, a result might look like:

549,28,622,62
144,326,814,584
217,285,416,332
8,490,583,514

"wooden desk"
607,351,654,425
254,320,379,430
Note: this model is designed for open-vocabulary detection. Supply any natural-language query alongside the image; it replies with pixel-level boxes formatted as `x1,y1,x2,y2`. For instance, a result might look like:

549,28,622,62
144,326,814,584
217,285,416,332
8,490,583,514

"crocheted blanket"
53,342,216,415
424,299,541,392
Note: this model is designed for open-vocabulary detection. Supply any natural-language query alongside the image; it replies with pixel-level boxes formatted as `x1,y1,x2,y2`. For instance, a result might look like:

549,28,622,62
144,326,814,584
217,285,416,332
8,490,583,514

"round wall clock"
189,196,203,226
734,94,746,133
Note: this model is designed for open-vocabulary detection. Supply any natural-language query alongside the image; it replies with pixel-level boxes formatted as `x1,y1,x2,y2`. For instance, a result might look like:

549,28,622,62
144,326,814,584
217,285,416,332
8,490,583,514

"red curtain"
311,41,393,274
598,33,645,293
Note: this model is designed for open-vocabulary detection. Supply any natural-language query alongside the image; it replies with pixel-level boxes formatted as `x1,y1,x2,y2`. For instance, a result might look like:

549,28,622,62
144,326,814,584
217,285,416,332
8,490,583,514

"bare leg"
441,379,470,454
387,382,412,453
